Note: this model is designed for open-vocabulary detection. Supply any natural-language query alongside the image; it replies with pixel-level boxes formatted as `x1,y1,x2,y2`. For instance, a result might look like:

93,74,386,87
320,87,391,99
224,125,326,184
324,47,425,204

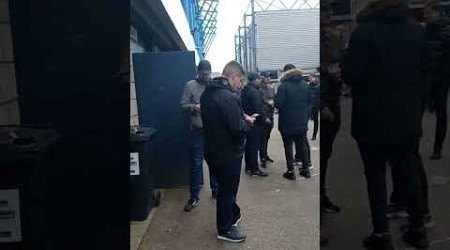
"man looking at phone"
241,72,270,177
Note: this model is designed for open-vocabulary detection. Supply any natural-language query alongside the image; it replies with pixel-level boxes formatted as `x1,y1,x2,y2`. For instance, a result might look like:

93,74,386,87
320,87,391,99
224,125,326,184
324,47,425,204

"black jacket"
342,0,427,144
241,82,268,126
275,69,311,134
309,81,320,109
425,17,450,104
201,77,250,165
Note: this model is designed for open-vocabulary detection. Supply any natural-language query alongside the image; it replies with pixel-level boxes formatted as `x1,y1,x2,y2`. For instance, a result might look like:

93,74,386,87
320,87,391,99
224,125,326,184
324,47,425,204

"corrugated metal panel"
256,9,319,72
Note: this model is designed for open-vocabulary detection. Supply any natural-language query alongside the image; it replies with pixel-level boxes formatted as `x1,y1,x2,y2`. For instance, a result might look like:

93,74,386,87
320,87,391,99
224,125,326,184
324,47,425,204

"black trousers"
294,136,311,165
281,132,310,172
210,157,242,235
311,107,320,138
320,106,341,202
357,140,423,233
259,119,273,160
245,125,262,172
431,80,450,153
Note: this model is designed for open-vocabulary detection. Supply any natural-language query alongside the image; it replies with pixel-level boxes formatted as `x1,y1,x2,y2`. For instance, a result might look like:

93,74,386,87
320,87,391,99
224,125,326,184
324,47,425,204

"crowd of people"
321,0,449,249
180,59,320,243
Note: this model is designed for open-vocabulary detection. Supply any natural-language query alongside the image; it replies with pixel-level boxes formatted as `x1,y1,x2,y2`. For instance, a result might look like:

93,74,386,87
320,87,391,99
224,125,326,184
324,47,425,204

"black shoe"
260,161,267,168
299,169,311,178
429,151,442,160
265,156,274,163
362,233,394,250
311,136,317,141
245,169,252,175
283,171,296,181
217,227,246,243
251,169,269,177
184,198,199,212
386,204,407,219
232,214,242,227
402,227,429,249
322,199,341,213
422,214,435,228
212,191,218,200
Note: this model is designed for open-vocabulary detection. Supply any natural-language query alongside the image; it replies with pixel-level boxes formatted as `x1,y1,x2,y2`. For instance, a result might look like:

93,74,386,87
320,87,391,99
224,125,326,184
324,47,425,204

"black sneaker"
232,214,242,227
260,161,267,168
184,198,199,212
429,151,442,160
362,233,394,250
402,227,429,249
212,191,218,200
422,214,436,228
299,169,311,178
265,156,274,163
322,199,341,213
283,171,296,181
217,227,246,243
386,204,408,219
251,169,269,177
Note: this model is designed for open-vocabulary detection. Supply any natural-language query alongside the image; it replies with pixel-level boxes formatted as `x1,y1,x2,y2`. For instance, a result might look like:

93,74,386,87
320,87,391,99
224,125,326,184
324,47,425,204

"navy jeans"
209,157,242,235
282,131,310,172
245,125,263,172
189,130,218,200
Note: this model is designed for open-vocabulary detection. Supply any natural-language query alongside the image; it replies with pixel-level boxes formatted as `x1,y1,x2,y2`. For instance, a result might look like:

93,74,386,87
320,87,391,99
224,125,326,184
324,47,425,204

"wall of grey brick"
0,0,20,125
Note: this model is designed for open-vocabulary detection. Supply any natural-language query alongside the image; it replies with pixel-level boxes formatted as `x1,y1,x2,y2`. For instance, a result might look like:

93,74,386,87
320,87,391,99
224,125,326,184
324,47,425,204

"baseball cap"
197,60,212,74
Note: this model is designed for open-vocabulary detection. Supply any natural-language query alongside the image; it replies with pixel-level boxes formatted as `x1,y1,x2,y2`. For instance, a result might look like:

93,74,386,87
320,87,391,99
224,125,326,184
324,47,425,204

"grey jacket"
180,79,208,130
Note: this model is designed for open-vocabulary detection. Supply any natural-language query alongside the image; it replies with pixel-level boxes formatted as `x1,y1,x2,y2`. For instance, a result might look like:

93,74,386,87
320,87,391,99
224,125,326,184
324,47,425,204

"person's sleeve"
180,82,196,114
274,82,286,109
342,25,371,87
221,96,249,135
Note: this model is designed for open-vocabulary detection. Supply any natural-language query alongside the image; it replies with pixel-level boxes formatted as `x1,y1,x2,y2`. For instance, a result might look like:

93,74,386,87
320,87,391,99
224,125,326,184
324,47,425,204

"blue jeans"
209,157,242,234
189,130,218,200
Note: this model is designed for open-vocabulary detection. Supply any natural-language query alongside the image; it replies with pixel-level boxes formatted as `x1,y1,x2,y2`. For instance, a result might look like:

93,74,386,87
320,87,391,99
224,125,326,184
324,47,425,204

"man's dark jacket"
309,80,320,109
241,82,269,127
201,77,250,165
275,68,311,134
342,0,428,144
425,16,450,105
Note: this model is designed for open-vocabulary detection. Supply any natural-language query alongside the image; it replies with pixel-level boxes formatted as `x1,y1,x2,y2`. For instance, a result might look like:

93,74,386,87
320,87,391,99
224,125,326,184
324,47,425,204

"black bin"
0,126,59,249
130,125,157,221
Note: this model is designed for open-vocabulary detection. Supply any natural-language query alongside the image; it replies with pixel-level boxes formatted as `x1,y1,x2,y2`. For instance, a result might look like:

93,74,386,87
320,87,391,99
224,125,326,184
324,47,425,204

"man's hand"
244,114,256,124
321,107,335,122
268,100,274,106
194,104,201,113
265,118,272,125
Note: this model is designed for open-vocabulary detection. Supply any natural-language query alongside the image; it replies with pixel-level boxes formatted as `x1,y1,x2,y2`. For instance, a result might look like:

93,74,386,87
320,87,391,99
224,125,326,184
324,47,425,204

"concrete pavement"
137,116,320,250
322,97,450,250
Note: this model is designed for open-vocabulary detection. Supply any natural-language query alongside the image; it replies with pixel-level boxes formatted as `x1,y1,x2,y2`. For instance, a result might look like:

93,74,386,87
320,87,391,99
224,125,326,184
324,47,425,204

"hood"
280,68,303,82
207,76,234,92
356,0,407,23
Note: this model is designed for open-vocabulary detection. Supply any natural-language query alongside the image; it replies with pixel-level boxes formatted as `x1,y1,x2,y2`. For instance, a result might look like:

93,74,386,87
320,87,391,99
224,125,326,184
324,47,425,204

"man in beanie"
180,60,219,212
241,72,269,177
201,61,255,242
258,71,276,167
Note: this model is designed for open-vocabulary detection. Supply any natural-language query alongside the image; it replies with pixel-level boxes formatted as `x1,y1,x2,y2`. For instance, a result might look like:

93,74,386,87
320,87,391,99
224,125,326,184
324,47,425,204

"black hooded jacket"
241,82,268,126
275,69,311,134
342,0,427,144
200,77,250,165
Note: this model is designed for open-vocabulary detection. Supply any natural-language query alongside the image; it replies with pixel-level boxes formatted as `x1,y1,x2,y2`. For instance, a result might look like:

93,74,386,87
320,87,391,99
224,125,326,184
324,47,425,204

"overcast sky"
205,0,320,72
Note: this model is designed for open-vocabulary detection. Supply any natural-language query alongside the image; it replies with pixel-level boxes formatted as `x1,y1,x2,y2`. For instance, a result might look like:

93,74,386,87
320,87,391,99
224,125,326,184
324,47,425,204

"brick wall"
0,0,20,125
